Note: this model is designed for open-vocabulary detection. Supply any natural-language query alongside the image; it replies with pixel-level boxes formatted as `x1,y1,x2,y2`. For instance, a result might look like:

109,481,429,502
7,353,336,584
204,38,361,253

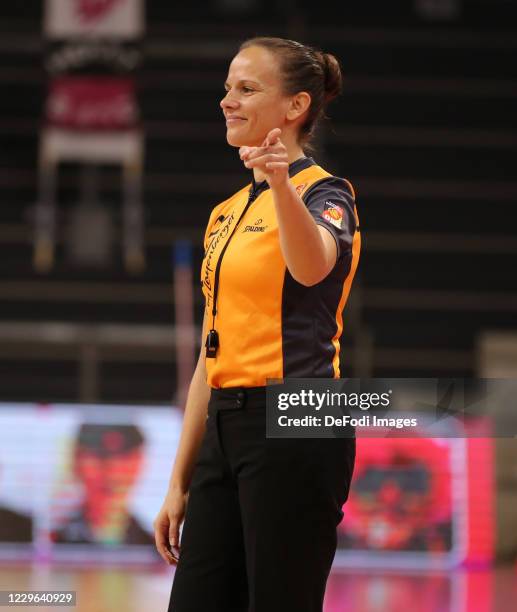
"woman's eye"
223,85,254,94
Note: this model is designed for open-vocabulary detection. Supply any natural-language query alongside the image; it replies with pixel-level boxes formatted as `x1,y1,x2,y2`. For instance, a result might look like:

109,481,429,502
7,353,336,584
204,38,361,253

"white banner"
44,0,144,38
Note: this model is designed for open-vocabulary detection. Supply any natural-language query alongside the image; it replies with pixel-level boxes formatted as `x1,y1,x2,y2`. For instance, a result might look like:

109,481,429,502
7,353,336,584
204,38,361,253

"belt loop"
236,390,245,409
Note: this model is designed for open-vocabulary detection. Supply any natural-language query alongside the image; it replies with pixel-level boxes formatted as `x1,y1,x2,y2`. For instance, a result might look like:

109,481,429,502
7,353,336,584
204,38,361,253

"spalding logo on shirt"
321,200,343,229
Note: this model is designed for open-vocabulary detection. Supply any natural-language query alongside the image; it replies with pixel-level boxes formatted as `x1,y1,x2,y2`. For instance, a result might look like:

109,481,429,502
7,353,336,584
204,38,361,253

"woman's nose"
220,92,238,110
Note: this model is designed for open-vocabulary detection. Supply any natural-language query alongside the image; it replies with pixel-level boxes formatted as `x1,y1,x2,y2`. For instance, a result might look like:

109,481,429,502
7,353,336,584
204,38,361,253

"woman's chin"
226,131,247,147
226,130,262,148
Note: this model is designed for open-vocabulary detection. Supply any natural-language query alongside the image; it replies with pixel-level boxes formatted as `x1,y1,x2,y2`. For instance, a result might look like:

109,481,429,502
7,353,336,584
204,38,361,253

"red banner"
44,0,143,38
46,77,138,130
77,0,124,23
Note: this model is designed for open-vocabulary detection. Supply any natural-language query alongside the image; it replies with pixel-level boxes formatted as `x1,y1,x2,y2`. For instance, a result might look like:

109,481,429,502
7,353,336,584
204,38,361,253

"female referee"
154,37,361,612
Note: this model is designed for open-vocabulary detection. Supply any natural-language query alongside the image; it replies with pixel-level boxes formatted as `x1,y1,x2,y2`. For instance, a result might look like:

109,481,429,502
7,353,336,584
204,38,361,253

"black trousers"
168,386,356,612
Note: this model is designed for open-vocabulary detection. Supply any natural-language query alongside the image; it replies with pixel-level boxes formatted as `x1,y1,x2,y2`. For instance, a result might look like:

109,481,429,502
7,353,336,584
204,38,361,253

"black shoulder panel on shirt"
302,176,357,260
302,175,355,202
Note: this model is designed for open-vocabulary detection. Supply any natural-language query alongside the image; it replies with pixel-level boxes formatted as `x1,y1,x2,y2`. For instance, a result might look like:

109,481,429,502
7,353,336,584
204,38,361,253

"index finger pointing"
262,127,282,148
267,127,282,145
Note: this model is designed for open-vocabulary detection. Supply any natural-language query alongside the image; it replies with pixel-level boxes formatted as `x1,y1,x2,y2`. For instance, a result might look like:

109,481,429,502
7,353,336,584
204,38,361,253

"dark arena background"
0,1,516,610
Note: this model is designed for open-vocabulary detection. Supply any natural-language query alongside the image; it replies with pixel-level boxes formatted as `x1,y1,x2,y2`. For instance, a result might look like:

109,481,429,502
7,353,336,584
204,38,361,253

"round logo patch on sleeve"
321,201,343,229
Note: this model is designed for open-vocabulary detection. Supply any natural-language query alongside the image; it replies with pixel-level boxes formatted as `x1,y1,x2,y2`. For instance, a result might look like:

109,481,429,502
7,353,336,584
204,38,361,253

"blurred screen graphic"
335,435,494,568
0,402,181,563
0,403,494,568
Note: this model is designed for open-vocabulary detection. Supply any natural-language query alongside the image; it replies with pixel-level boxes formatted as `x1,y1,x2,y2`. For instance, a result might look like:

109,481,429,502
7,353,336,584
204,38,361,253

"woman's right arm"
153,309,211,564
168,309,210,494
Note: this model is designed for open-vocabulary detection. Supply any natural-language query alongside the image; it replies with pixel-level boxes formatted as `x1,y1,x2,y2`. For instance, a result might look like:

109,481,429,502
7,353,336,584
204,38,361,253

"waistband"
209,385,266,410
210,385,266,397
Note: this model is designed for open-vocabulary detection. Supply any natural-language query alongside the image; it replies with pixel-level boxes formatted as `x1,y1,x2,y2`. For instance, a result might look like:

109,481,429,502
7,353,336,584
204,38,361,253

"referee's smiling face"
221,45,292,147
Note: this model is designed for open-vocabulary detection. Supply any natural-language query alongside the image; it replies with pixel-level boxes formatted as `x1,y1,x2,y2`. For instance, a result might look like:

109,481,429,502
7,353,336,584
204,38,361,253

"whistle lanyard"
205,184,260,358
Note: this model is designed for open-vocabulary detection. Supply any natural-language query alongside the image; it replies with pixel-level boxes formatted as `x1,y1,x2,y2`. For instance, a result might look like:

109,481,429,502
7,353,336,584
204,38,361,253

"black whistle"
205,329,219,358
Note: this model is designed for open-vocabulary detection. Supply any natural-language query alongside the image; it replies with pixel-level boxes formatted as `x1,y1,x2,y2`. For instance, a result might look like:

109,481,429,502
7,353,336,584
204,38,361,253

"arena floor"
1,563,516,611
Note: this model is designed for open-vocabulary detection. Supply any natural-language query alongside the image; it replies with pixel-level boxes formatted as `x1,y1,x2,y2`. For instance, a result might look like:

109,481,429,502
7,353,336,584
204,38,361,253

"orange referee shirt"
201,156,361,388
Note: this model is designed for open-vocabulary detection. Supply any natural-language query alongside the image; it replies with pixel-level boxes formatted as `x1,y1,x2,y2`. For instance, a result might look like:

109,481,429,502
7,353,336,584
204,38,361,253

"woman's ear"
286,92,311,121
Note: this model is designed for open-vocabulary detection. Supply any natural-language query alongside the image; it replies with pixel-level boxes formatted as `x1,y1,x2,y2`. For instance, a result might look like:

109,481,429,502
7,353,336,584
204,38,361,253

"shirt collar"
250,156,316,196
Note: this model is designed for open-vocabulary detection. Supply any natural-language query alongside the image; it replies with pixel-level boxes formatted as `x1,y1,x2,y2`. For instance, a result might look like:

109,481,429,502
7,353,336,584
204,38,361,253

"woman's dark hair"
239,36,343,151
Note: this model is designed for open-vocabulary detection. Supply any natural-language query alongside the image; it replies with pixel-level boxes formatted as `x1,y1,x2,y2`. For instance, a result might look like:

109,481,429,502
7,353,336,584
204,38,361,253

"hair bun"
316,51,342,103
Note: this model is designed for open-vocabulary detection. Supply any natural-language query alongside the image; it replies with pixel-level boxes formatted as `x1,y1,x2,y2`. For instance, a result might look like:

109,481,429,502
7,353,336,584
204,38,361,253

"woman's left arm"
241,127,341,286
271,180,337,286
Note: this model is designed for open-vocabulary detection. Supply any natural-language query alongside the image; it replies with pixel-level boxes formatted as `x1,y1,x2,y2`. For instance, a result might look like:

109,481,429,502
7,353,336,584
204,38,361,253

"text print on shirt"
203,211,235,308
243,218,268,233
